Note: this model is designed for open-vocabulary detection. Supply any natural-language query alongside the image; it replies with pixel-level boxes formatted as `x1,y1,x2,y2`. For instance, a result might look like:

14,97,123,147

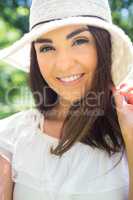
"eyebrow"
34,27,89,44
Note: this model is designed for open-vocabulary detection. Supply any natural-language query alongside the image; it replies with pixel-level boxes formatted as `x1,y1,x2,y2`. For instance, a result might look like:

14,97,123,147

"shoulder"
0,109,35,133
0,108,40,129
0,110,29,126
0,108,41,153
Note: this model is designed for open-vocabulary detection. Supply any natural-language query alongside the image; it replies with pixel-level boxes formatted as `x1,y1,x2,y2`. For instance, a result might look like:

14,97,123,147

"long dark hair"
28,26,125,166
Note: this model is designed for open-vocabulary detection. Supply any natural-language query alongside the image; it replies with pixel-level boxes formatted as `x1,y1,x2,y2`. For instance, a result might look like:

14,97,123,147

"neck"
45,98,71,122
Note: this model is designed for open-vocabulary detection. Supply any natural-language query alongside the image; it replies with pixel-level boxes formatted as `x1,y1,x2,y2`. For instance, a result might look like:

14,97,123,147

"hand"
111,83,133,140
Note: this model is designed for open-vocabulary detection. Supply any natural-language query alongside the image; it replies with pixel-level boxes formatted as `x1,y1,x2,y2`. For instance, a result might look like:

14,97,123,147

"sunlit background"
0,0,133,118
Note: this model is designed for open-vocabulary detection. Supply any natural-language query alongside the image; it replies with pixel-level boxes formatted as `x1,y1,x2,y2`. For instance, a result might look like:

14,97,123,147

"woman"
0,0,133,199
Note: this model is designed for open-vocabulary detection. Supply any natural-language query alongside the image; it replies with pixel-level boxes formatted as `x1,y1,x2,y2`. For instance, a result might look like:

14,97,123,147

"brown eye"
39,46,55,53
73,39,89,46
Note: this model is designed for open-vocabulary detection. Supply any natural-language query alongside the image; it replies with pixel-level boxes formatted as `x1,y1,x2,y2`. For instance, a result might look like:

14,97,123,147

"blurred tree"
0,0,30,34
109,0,133,40
0,0,31,117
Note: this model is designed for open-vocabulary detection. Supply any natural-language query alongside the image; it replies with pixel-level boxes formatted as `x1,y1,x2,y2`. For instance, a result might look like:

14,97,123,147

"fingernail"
119,83,127,89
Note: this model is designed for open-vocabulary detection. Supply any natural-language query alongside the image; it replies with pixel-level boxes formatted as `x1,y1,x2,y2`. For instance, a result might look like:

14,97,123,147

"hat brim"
0,16,133,87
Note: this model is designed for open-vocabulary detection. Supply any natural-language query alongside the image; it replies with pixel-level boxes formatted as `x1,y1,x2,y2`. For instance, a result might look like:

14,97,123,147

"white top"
0,109,129,200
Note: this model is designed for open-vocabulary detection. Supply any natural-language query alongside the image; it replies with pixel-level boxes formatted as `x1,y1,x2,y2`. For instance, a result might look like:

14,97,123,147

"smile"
56,73,85,85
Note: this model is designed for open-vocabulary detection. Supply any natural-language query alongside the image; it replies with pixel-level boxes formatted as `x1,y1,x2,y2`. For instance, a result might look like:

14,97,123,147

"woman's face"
34,24,97,105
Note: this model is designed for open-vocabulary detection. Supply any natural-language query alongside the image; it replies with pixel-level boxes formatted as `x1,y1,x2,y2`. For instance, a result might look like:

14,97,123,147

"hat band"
31,15,107,30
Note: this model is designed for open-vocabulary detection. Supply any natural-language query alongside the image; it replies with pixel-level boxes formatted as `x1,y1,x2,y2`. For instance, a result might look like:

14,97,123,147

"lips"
57,73,85,80
56,73,85,85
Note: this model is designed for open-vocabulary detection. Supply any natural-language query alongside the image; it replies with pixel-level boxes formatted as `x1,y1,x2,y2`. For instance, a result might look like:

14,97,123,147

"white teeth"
59,74,82,82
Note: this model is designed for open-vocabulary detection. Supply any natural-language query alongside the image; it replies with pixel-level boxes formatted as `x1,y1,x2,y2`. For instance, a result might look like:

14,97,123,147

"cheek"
75,48,98,72
36,54,54,78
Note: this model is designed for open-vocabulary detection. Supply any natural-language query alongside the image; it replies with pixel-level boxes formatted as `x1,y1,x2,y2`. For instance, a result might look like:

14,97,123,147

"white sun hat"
0,0,133,87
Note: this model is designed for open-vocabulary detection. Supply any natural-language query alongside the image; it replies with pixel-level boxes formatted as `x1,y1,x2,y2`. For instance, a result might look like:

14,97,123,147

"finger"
119,83,127,89
113,90,126,110
127,87,133,93
120,92,133,104
120,86,133,93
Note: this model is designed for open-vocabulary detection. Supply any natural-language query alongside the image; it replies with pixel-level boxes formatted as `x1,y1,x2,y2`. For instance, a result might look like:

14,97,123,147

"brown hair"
28,26,125,167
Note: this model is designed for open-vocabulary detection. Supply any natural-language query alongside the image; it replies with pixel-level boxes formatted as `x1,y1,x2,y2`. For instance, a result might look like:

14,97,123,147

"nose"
55,49,75,72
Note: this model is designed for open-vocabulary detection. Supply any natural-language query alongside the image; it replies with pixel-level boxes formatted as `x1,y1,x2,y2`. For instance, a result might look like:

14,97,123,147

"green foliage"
109,0,133,40
0,0,34,116
0,62,34,115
